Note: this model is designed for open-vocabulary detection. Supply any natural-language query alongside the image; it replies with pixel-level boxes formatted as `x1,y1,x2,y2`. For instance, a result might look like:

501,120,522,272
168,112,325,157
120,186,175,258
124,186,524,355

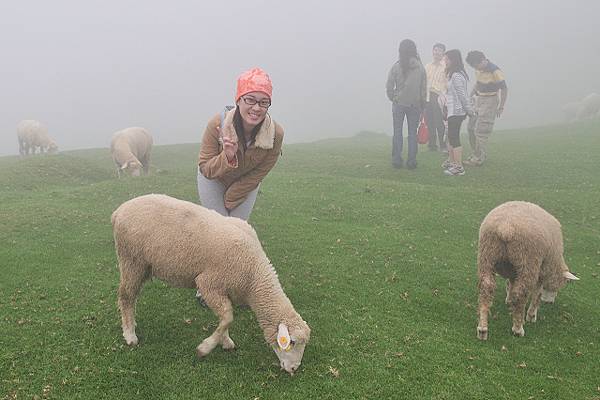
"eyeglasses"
241,96,271,109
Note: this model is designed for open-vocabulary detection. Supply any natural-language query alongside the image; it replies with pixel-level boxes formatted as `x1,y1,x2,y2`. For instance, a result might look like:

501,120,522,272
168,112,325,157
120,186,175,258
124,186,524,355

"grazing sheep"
111,194,311,374
110,127,153,177
17,120,58,155
476,201,579,340
575,93,600,120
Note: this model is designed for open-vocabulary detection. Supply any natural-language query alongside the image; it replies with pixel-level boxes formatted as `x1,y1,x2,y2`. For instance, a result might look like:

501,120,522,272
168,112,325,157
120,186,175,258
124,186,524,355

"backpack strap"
220,105,235,128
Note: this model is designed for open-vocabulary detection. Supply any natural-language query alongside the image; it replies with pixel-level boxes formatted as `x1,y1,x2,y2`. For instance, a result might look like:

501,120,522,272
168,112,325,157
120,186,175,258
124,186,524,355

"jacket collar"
222,107,276,150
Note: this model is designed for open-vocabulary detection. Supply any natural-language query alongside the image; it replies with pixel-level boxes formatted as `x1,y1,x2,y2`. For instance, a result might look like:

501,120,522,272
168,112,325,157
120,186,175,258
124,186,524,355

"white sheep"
575,93,600,120
476,201,579,340
17,120,58,155
110,127,153,177
111,194,311,374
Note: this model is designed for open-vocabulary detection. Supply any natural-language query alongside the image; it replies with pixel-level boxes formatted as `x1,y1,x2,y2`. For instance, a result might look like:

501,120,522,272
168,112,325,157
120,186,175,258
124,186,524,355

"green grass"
1,121,599,399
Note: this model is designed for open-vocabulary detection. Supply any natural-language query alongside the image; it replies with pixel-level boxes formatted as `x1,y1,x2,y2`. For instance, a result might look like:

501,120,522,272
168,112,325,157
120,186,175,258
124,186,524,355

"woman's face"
443,55,451,68
237,91,271,130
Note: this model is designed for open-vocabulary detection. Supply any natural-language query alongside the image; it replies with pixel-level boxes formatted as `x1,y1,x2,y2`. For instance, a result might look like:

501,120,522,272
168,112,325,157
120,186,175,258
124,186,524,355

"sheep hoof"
477,326,488,341
124,333,139,346
196,349,207,358
511,326,525,337
196,347,209,358
196,341,212,358
221,337,236,351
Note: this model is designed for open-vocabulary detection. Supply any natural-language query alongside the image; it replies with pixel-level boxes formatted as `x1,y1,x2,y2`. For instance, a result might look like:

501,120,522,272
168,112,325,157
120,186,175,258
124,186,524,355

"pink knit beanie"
235,67,273,102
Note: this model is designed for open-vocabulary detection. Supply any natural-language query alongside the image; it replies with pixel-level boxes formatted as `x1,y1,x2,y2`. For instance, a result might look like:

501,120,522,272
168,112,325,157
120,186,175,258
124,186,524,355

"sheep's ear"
277,323,291,351
120,162,129,170
564,271,580,281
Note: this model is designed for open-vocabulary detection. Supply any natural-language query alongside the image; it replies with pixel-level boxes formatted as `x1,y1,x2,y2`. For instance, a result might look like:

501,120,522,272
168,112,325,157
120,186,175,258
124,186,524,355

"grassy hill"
1,121,599,399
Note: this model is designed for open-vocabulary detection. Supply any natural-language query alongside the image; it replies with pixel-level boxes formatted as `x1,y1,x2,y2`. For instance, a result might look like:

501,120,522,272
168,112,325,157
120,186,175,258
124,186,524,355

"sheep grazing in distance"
575,93,600,120
476,201,579,340
17,120,58,155
110,127,153,177
111,194,311,374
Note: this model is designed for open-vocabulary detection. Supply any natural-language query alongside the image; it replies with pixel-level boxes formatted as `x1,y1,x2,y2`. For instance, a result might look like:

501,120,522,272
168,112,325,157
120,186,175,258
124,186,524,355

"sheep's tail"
495,220,515,243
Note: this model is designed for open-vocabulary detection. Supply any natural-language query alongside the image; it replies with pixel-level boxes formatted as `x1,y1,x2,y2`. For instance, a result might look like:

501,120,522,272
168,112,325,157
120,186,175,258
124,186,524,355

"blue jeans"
392,103,421,167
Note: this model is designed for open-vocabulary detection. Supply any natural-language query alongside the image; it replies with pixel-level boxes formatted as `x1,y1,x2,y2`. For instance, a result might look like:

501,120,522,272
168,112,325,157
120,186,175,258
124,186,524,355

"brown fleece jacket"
198,108,284,210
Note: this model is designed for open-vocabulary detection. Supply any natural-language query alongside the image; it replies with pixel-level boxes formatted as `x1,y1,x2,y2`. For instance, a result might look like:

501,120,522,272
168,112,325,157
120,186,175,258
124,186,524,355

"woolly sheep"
476,201,579,340
17,120,58,155
575,93,600,120
110,127,153,177
111,194,311,374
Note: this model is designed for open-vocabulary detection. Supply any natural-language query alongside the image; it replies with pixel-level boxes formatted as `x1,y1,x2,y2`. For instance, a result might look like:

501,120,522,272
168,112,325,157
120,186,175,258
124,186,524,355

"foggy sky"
1,0,599,156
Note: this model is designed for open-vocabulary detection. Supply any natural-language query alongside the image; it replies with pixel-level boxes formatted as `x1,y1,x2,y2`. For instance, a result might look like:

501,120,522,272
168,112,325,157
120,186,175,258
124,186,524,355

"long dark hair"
398,39,420,75
445,49,468,80
232,107,266,151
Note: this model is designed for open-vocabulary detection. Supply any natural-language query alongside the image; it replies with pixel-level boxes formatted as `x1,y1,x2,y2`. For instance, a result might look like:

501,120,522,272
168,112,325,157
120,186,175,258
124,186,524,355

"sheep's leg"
221,329,235,350
505,280,512,304
508,279,529,337
117,258,149,346
142,157,150,175
196,298,234,356
477,259,497,341
526,285,543,323
195,278,234,357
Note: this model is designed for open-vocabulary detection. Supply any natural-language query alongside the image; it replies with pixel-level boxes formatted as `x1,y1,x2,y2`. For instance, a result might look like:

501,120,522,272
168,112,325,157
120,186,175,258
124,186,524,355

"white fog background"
1,0,599,156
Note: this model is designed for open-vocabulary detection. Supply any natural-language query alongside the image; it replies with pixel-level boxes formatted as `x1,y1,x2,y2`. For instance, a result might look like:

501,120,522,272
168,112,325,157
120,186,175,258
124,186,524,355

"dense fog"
1,0,598,156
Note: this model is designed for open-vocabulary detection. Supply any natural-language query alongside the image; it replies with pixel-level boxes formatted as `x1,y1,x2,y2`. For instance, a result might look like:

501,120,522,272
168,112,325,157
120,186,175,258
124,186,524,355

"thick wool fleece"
17,120,57,153
110,127,153,170
198,108,284,210
476,201,575,339
478,201,569,291
111,194,309,346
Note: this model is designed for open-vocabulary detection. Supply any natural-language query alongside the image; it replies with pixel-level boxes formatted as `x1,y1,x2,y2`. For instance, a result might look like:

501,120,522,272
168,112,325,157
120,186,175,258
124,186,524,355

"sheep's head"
271,321,311,375
47,142,58,154
541,270,580,303
121,160,143,176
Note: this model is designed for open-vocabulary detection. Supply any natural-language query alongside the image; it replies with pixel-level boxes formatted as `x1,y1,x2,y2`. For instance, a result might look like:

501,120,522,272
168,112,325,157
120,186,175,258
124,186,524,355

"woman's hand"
218,126,238,162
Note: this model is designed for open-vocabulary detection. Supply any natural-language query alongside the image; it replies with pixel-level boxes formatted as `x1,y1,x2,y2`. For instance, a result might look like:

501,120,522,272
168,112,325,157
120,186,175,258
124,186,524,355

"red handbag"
417,115,429,144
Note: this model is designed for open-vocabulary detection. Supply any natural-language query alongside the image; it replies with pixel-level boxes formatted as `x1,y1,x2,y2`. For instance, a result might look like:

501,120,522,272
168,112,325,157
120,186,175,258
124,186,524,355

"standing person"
197,67,284,221
424,43,448,152
386,39,427,169
464,51,508,166
441,49,476,176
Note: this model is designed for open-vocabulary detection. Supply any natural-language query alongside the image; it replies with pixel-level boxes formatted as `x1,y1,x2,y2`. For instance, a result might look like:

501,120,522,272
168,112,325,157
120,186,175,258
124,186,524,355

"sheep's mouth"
541,290,557,303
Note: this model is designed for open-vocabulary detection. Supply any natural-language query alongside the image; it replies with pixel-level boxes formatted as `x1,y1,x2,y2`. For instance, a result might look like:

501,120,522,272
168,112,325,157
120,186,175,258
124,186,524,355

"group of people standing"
386,40,508,175
193,43,509,223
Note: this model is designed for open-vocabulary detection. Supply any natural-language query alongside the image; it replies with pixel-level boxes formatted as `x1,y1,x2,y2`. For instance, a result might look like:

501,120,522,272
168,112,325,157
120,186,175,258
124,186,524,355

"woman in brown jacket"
197,67,284,221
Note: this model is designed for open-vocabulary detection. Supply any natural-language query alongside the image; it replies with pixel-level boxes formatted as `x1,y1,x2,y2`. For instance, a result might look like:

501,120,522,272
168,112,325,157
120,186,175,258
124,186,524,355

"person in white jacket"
441,49,476,176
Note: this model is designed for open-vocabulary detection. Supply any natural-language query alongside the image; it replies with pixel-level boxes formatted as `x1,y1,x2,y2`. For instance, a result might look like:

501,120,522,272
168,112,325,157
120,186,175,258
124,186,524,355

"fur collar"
222,107,276,150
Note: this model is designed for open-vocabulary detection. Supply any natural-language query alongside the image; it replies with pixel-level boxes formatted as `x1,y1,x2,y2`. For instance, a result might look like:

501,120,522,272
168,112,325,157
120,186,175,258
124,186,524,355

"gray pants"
196,169,259,221
467,95,499,163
